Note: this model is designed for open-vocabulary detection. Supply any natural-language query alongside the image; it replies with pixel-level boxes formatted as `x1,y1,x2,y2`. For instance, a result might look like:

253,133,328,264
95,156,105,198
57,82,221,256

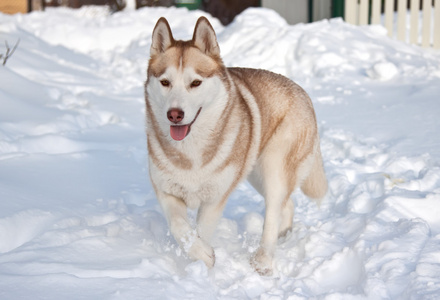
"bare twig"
1,39,20,66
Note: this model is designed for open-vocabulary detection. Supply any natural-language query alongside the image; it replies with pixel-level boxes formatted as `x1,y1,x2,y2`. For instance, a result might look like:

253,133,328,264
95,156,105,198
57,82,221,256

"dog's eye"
160,80,170,87
190,80,202,88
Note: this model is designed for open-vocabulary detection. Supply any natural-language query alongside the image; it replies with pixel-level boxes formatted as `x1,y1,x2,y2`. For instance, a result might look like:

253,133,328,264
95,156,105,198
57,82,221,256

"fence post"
371,0,381,24
397,0,406,41
359,0,369,25
345,0,358,24
384,0,394,37
410,0,420,44
435,0,440,49
422,0,431,47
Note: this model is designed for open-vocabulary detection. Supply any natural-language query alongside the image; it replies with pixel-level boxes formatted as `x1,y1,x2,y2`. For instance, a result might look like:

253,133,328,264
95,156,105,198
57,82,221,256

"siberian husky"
144,16,327,276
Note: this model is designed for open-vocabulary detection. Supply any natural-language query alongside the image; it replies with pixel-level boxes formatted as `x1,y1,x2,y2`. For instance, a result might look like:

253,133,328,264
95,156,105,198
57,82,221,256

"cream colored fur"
145,17,327,276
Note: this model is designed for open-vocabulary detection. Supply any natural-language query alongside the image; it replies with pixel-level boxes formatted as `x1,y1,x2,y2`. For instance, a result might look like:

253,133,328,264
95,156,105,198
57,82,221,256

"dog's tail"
300,145,327,205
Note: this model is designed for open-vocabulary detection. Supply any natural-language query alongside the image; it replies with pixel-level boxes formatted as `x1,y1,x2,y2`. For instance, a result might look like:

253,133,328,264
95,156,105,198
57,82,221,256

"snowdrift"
1,6,440,299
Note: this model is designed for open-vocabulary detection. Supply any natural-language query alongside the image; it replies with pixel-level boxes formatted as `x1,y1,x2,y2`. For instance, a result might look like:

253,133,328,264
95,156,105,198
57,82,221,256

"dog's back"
228,67,326,198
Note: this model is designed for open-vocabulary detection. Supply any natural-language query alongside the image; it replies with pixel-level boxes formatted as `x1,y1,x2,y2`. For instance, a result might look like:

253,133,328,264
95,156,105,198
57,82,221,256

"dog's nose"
167,108,184,124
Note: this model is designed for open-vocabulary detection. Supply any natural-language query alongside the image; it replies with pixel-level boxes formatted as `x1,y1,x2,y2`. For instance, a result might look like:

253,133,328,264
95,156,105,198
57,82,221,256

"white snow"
1,5,440,299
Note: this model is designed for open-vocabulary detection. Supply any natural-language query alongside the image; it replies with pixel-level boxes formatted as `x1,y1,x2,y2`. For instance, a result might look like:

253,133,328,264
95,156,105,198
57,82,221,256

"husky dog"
144,16,327,275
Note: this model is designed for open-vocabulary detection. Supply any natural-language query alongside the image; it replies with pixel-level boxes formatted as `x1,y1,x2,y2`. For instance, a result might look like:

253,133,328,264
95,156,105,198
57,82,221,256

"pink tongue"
170,125,189,141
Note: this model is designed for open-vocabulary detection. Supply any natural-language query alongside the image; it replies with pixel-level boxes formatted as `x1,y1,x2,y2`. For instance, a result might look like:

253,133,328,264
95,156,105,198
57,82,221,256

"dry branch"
1,39,20,66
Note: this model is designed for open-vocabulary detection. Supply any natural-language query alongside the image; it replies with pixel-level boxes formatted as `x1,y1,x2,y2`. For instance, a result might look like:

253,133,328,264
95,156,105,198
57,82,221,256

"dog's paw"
187,237,215,268
250,247,273,276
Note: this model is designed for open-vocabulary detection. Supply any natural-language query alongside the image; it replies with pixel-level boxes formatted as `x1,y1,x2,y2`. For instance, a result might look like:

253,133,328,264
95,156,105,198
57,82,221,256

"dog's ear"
150,17,174,57
192,17,220,57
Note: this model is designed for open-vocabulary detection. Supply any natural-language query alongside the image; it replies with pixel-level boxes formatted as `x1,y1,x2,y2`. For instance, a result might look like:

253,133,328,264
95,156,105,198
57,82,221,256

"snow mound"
1,5,440,299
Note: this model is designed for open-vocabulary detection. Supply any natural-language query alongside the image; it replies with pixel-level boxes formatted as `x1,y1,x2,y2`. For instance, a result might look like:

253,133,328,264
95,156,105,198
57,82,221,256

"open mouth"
169,107,202,141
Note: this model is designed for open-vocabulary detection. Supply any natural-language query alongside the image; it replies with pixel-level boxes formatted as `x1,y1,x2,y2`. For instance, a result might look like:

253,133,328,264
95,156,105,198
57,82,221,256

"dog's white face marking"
147,16,226,142
147,59,228,141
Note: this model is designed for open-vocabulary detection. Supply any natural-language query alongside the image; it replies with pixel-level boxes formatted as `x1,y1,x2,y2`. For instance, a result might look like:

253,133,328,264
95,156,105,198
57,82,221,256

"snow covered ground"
1,6,440,299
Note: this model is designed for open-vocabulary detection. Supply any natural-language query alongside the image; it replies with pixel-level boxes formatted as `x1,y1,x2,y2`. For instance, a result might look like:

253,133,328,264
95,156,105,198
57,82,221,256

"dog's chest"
166,180,216,209
153,164,237,209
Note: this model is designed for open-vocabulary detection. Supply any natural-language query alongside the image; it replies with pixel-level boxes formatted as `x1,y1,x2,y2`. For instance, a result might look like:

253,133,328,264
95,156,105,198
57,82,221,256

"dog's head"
145,17,228,142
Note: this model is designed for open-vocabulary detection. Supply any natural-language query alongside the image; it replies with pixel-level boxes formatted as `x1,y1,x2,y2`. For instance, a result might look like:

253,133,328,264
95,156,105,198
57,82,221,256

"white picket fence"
345,0,440,48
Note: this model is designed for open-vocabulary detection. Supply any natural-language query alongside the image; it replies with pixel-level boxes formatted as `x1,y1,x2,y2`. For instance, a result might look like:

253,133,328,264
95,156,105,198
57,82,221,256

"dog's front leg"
196,198,228,243
157,190,215,267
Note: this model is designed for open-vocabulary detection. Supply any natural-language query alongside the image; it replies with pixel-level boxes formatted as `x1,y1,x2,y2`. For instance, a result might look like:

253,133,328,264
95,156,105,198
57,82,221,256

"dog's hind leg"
156,190,215,268
251,183,292,276
249,151,295,276
278,197,294,238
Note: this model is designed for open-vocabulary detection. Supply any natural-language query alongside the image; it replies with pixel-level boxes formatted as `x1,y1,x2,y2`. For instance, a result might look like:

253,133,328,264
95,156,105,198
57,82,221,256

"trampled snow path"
1,6,440,299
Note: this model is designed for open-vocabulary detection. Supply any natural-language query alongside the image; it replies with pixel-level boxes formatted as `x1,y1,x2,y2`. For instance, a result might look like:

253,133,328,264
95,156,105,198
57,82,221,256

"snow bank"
1,6,440,299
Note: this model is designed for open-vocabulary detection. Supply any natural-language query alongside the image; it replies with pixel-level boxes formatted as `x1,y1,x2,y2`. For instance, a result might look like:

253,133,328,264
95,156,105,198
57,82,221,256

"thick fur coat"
144,17,327,275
